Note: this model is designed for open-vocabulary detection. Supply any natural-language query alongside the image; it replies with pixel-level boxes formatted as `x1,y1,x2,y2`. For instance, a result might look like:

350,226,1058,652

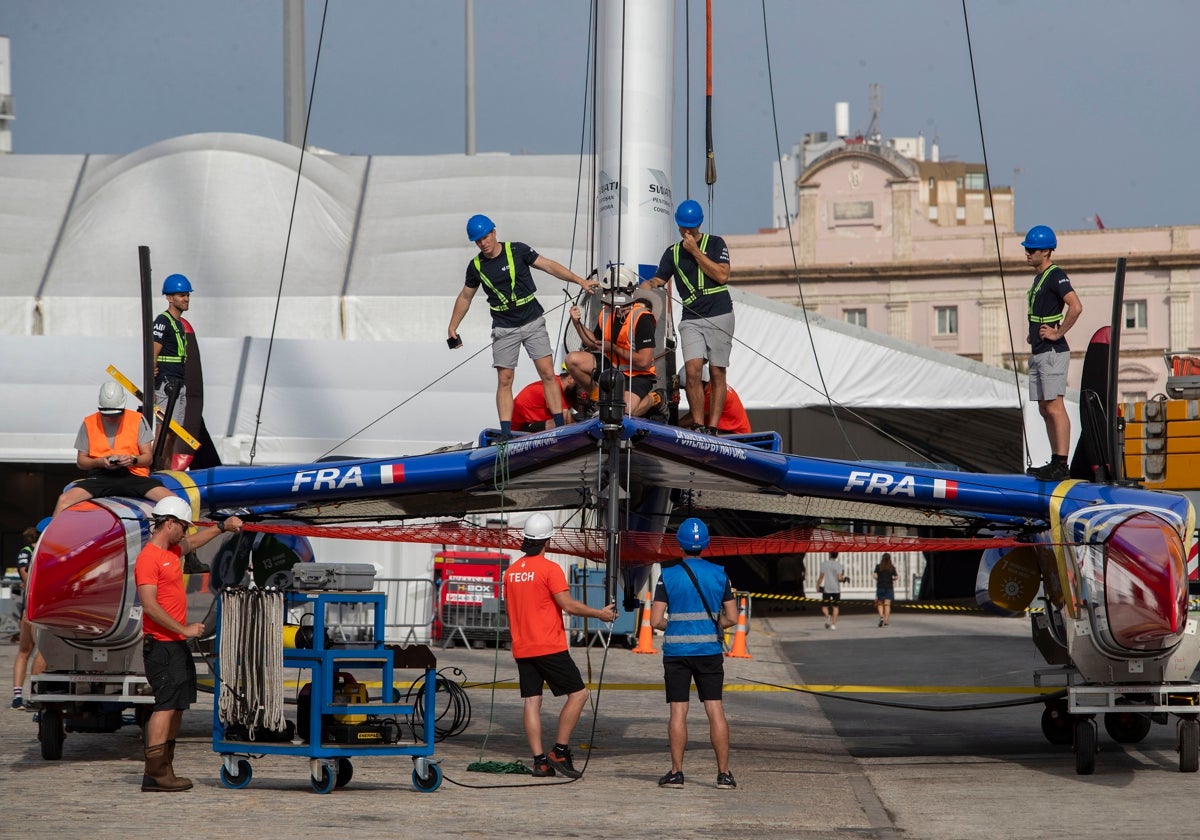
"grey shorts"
1029,349,1069,401
492,317,553,370
679,312,734,368
153,380,187,425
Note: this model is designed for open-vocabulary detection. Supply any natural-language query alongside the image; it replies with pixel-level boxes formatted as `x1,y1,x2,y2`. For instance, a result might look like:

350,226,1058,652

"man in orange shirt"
510,373,578,433
135,496,243,792
504,513,616,778
679,371,751,435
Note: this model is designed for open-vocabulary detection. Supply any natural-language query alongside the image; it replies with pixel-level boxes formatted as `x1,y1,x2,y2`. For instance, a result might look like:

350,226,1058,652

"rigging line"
249,0,331,466
740,675,1066,712
960,0,1031,468
314,296,579,459
756,0,854,458
684,0,691,199
555,0,599,366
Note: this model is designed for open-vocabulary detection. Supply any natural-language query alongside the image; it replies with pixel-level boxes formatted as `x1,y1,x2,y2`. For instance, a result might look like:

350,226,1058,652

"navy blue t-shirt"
1027,265,1074,353
465,241,546,329
654,234,732,320
152,312,187,381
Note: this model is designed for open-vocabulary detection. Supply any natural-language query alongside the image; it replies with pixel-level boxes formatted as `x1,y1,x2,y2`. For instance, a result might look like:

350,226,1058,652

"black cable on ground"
741,675,1066,713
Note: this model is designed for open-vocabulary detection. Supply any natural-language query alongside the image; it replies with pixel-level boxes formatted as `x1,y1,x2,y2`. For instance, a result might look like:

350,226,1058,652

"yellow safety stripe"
672,234,728,306
473,242,537,312
1027,264,1064,324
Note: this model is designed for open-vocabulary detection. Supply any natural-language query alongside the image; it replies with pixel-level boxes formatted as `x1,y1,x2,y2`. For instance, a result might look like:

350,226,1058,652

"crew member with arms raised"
651,200,733,435
135,496,243,792
448,214,598,439
504,513,616,778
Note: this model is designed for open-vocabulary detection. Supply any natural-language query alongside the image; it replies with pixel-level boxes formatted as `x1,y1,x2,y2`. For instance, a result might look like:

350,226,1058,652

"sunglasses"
1025,248,1042,255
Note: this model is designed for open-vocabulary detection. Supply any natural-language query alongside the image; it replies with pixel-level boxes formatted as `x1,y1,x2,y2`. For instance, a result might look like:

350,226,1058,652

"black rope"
249,0,330,465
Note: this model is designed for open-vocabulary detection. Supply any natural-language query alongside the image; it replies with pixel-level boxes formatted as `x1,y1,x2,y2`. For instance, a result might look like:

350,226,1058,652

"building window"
844,308,867,328
1124,300,1147,330
965,172,985,190
935,306,958,335
928,177,935,190
955,177,964,189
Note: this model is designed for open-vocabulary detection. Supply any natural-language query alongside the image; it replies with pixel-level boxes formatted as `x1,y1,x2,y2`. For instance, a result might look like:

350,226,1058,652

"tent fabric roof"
0,133,1056,469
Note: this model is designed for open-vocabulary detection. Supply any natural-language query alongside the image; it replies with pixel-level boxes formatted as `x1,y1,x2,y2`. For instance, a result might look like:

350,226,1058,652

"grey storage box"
290,563,377,591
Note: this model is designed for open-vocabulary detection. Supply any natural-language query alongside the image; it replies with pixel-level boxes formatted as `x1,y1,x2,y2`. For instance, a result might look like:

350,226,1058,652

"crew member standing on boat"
152,273,196,469
448,214,599,439
1023,225,1082,481
650,200,733,436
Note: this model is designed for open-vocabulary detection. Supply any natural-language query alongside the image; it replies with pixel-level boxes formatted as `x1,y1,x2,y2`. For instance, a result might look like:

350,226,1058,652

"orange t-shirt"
703,385,752,434
504,554,569,658
134,543,187,641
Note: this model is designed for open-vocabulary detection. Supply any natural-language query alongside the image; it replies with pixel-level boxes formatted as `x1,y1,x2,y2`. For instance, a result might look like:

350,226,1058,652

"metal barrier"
803,551,923,600
373,577,436,644
437,575,510,650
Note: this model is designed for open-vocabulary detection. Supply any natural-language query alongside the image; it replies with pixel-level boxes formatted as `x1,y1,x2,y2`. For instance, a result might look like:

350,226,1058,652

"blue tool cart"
568,565,637,648
212,590,441,793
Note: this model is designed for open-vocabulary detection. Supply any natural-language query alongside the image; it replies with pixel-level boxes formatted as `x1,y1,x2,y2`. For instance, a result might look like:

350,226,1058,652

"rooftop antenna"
866,82,881,143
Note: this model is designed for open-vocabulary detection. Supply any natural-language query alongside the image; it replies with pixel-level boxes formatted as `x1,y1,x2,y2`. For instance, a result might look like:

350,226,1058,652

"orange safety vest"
84,411,149,477
600,302,656,378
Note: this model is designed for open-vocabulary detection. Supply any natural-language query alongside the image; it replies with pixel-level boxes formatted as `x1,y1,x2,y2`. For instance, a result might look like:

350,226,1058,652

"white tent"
0,132,1064,469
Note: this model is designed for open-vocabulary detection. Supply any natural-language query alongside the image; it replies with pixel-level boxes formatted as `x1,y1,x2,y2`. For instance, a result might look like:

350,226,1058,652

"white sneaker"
830,624,837,630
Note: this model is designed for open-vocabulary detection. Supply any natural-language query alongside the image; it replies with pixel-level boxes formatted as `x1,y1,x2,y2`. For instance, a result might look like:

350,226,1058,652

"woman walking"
874,554,898,627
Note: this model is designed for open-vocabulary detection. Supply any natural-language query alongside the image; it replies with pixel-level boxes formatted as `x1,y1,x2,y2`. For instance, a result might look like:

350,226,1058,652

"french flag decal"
380,463,405,485
933,478,957,499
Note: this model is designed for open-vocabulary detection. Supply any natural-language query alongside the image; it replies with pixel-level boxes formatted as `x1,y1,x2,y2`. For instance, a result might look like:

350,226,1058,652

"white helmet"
98,381,126,414
602,266,640,294
151,496,194,526
522,513,555,540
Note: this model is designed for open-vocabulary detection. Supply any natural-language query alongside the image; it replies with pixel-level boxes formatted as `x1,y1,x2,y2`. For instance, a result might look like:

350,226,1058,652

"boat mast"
595,0,675,604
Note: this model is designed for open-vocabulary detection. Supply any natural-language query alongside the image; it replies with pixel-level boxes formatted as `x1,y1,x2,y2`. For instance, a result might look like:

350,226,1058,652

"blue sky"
4,0,1197,235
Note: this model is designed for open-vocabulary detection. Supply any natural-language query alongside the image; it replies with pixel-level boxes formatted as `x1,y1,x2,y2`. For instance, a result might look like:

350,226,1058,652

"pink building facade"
728,145,1200,402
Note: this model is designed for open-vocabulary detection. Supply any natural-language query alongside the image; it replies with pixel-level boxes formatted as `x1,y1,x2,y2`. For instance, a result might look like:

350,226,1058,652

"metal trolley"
212,590,441,793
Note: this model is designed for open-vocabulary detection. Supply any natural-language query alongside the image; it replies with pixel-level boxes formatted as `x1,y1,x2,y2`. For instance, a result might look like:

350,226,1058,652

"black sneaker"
1032,461,1070,481
531,756,556,777
548,748,582,779
658,770,685,788
10,697,22,710
716,771,737,790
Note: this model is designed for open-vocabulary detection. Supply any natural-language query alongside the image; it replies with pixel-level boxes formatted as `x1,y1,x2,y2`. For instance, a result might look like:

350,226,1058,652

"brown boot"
142,744,193,792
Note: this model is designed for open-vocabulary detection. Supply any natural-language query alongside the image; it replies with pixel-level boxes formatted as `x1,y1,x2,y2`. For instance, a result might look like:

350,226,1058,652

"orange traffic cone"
631,596,657,654
726,596,752,659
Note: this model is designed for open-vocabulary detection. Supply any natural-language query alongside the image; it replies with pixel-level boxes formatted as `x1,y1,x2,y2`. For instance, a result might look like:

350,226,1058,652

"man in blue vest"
650,517,738,790
448,214,599,439
1023,225,1082,481
650,200,732,436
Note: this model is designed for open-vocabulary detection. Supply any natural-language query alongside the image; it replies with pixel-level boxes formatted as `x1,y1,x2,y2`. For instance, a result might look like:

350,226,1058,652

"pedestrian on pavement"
874,553,898,627
817,551,845,629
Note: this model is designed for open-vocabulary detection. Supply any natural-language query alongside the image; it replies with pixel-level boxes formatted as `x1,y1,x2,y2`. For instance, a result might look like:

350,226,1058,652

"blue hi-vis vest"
660,558,727,657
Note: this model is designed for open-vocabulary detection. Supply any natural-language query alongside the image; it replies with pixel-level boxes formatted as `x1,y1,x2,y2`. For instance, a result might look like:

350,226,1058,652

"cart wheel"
411,764,442,792
1074,719,1097,776
1178,719,1199,773
1104,711,1152,744
219,760,253,789
310,764,336,794
335,757,354,788
1040,700,1073,745
39,706,65,761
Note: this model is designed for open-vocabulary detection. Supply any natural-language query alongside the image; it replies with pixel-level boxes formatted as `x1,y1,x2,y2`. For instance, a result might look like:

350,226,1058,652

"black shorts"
143,637,197,711
626,374,655,400
822,591,840,601
71,471,164,500
663,653,725,703
516,650,585,698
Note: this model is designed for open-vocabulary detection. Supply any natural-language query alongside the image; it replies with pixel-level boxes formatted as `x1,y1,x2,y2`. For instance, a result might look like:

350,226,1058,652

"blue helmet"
162,273,193,294
674,199,704,229
36,516,52,533
1021,225,1057,251
676,517,710,553
466,214,496,242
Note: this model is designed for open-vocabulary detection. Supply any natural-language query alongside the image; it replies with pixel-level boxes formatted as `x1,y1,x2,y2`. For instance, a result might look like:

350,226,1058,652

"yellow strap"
105,365,200,451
